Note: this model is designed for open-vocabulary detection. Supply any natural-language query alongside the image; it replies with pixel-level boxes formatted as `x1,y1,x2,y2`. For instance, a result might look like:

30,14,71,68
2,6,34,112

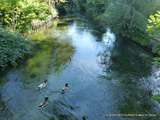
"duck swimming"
38,79,48,90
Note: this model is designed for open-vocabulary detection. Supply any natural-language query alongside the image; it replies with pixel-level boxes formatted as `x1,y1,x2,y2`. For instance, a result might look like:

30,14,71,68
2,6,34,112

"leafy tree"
147,11,160,40
0,0,52,32
73,0,160,44
147,11,160,65
96,0,160,44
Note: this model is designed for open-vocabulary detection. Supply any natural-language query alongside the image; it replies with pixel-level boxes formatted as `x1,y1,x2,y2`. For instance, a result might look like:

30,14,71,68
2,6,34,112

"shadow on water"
100,37,160,119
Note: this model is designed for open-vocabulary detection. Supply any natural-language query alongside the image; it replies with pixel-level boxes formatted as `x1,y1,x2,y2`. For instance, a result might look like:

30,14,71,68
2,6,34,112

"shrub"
0,28,32,69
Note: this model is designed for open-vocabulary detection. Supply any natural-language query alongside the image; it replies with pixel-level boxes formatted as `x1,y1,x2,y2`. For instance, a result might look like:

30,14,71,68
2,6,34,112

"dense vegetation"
0,0,57,32
147,11,160,40
0,0,69,70
73,0,160,45
147,11,160,64
0,28,31,69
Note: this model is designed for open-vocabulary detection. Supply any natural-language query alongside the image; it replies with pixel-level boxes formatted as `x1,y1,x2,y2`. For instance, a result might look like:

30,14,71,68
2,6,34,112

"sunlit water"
0,22,159,120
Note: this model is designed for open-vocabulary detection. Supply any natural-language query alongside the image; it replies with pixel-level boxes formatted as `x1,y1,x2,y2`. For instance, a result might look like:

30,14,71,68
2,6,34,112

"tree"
0,0,52,32
73,0,160,44
147,11,160,40
147,11,160,64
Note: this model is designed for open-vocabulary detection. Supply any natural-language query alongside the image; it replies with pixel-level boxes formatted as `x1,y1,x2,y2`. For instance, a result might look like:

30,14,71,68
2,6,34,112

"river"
0,21,159,120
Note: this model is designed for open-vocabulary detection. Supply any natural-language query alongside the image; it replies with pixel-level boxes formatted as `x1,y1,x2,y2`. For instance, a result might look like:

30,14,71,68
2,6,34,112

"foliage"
153,57,160,65
147,11,160,65
97,0,159,43
74,0,160,44
0,28,32,69
152,95,160,102
147,11,160,40
0,0,52,32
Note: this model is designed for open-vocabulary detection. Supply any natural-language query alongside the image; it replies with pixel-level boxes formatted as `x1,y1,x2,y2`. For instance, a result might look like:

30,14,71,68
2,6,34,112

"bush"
0,0,52,32
0,28,32,69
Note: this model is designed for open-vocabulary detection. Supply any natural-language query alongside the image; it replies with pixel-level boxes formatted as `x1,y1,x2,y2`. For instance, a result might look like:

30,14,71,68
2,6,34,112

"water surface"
0,22,159,120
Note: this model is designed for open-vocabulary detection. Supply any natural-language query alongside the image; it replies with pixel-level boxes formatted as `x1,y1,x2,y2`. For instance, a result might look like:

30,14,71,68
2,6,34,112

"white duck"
38,80,48,90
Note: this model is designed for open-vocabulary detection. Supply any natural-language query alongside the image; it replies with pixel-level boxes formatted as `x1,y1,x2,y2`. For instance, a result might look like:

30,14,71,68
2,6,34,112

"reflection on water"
0,21,160,120
109,39,159,120
103,29,116,47
68,23,97,49
21,30,75,85
98,28,116,76
148,66,160,105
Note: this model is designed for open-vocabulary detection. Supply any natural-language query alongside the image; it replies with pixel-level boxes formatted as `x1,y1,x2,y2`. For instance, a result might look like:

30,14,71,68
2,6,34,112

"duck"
61,83,70,94
38,79,48,90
